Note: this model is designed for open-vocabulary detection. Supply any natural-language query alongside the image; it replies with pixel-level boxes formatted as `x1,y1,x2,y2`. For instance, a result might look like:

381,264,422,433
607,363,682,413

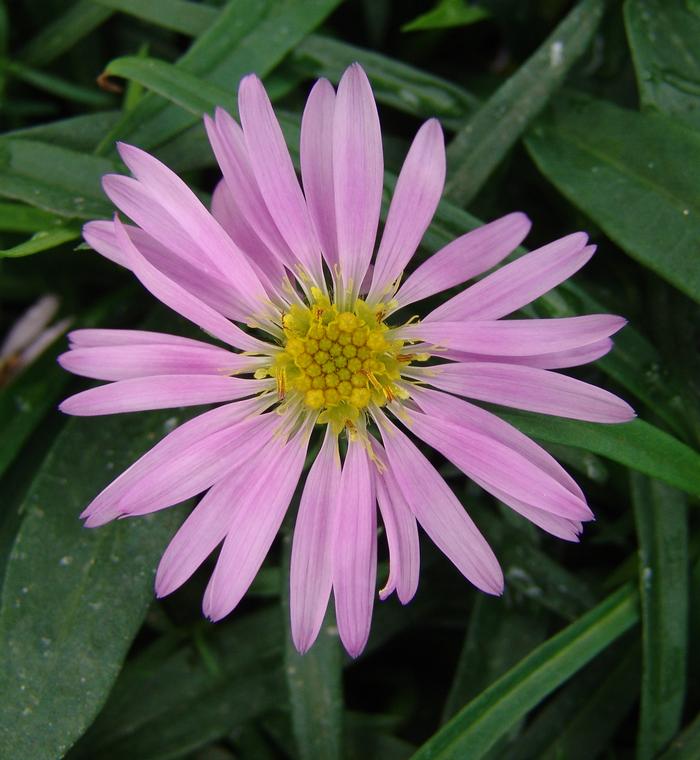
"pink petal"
203,423,312,621
371,440,420,603
210,179,287,298
59,375,272,416
205,110,298,274
394,212,531,308
238,75,324,287
418,362,635,422
368,119,445,302
59,343,264,381
405,408,592,520
333,436,377,658
81,397,272,525
113,216,271,353
408,384,583,498
427,234,593,322
155,462,253,597
393,315,626,356
333,64,383,299
301,78,338,268
84,220,248,321
67,328,214,349
374,411,503,594
290,427,341,654
116,142,268,314
432,338,613,369
492,492,583,541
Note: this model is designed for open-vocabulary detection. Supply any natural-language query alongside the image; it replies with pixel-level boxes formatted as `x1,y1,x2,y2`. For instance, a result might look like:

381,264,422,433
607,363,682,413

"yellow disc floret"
266,289,412,429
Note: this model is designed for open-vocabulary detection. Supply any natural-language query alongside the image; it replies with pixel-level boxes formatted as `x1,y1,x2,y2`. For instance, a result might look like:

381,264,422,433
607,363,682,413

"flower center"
265,289,410,428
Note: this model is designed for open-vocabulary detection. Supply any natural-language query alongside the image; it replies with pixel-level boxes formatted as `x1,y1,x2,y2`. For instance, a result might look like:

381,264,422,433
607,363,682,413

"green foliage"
0,0,698,758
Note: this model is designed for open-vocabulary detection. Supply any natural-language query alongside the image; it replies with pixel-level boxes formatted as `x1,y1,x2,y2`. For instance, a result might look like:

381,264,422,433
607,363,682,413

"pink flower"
59,64,634,657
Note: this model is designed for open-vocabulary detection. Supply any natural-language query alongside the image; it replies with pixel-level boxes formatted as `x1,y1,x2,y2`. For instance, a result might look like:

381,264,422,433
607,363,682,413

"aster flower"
58,63,634,657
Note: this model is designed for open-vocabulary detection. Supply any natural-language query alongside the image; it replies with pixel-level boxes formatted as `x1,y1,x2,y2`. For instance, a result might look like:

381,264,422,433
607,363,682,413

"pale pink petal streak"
205,111,299,273
406,409,592,520
113,216,271,353
368,119,445,301
394,212,531,308
371,440,420,603
416,362,635,422
203,423,312,621
375,412,503,594
238,75,324,286
394,315,626,356
81,397,273,526
427,234,593,322
155,462,255,597
333,436,377,657
301,78,339,268
59,343,264,381
84,220,248,321
116,142,268,314
290,427,341,653
59,375,272,416
333,63,383,297
432,338,613,369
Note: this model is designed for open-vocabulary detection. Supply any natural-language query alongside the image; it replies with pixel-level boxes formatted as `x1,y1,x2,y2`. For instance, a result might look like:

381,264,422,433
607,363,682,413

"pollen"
270,292,411,424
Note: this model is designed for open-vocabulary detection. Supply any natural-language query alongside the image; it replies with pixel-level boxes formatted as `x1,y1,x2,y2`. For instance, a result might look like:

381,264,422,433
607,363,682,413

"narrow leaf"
282,534,343,760
0,139,115,219
525,91,700,303
659,711,700,760
402,0,489,32
412,585,639,760
0,227,81,258
93,0,217,36
498,411,700,499
444,0,606,205
632,473,689,759
625,0,700,131
18,0,113,67
0,412,187,758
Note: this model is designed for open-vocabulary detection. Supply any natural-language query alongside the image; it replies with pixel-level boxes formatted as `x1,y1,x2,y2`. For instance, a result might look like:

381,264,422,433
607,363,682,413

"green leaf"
6,60,114,107
0,201,60,232
497,412,700,499
69,608,284,759
444,0,606,205
411,585,639,760
525,91,700,304
442,596,549,722
625,0,700,131
7,111,122,153
18,0,113,68
659,711,700,759
0,412,187,758
293,34,480,130
402,0,489,32
282,534,343,760
508,641,640,760
0,138,115,219
103,56,237,117
0,226,81,258
97,0,343,154
632,474,689,759
93,0,217,36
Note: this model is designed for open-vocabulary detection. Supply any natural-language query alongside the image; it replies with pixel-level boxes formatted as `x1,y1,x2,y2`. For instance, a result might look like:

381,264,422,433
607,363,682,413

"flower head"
59,64,634,657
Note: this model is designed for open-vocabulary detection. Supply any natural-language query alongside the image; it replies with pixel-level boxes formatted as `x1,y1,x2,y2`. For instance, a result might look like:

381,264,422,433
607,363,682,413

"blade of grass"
624,0,700,131
0,227,81,258
18,0,113,68
411,584,639,760
444,0,606,205
292,33,480,129
525,91,700,304
632,473,689,759
281,534,343,760
93,0,217,36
